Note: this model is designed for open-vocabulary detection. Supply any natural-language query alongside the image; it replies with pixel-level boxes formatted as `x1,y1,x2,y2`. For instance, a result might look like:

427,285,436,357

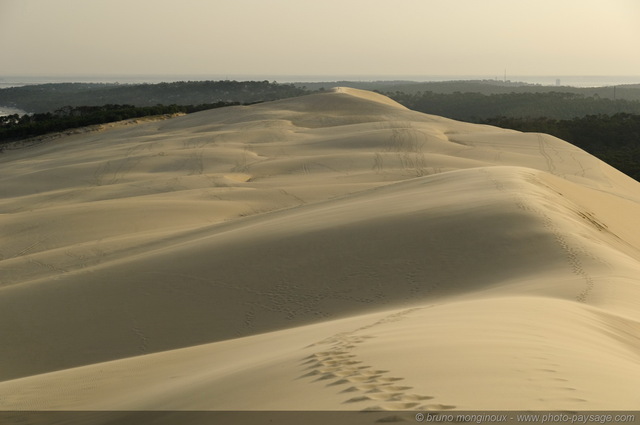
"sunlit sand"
1,88,639,411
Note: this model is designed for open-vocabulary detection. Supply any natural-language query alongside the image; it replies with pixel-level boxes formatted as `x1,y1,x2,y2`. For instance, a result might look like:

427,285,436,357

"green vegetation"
0,102,237,143
0,80,306,113
299,80,640,101
384,91,640,121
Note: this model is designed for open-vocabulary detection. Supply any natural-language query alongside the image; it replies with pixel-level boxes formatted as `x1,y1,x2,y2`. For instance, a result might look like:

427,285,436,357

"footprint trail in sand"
302,308,456,412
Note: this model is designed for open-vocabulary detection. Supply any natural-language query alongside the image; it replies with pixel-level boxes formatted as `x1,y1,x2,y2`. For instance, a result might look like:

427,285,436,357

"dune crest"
331,86,409,109
0,88,639,412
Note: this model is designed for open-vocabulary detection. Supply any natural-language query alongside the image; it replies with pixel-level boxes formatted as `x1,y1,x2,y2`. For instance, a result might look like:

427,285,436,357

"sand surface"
1,88,640,414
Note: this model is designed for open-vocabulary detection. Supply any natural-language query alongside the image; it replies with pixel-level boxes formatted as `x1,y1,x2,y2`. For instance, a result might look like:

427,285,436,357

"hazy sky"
2,0,639,77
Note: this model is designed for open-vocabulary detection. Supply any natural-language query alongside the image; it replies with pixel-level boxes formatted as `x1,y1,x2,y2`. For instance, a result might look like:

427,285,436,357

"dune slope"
0,88,639,411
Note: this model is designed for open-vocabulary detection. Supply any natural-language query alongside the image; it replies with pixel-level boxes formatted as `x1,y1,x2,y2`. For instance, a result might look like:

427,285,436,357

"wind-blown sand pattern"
1,88,640,412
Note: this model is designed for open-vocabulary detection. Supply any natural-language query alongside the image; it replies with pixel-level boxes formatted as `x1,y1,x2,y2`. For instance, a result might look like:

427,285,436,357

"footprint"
312,351,337,357
360,370,385,377
313,373,338,381
356,383,387,391
332,354,357,360
383,385,413,391
317,367,341,373
298,370,321,378
347,375,382,383
367,392,403,401
327,379,350,386
344,396,372,403
403,394,434,401
319,360,342,366
334,370,358,377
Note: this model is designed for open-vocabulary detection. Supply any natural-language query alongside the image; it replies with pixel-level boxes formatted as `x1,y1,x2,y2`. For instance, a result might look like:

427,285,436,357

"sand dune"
1,88,640,413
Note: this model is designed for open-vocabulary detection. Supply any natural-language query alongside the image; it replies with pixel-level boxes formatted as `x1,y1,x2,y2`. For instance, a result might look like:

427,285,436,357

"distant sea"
2,74,639,116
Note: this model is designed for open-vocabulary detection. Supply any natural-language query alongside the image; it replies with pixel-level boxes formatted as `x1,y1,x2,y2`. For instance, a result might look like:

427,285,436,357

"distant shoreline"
1,74,640,88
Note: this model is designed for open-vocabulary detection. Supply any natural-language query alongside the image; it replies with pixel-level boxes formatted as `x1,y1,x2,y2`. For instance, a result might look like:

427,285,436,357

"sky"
1,0,639,78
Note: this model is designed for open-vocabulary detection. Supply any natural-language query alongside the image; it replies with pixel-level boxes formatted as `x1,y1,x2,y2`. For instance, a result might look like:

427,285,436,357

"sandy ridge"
0,88,639,411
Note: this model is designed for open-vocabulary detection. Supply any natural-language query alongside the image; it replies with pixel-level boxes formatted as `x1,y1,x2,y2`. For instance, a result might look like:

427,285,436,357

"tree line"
298,80,640,101
0,80,306,113
384,90,640,121
0,102,238,143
